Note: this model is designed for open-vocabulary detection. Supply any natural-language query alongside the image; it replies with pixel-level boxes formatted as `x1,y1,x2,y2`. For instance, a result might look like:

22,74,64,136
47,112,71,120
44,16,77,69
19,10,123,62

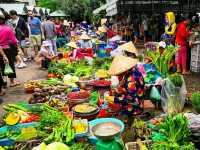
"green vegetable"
151,114,195,150
70,143,95,150
151,132,167,142
146,45,177,77
44,119,75,144
191,92,200,113
41,78,62,86
168,74,183,87
39,104,66,130
89,91,98,105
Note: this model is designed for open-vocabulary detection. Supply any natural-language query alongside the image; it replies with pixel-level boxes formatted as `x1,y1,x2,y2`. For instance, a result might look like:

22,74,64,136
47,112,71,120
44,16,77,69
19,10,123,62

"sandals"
182,71,191,75
0,89,6,96
10,81,20,87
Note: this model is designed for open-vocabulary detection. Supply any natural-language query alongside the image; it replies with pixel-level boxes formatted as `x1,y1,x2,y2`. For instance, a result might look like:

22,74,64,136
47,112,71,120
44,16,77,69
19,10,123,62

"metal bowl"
91,122,121,140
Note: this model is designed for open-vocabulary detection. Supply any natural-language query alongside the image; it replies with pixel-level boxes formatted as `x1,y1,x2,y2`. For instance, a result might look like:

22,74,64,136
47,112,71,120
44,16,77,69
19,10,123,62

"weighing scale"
96,137,124,150
91,121,124,150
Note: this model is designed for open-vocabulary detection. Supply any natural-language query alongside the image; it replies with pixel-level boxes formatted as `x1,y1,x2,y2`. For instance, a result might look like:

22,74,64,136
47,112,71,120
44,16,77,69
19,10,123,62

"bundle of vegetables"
89,91,98,105
40,78,62,87
122,118,151,143
48,62,75,76
74,66,93,77
70,143,95,150
146,45,177,77
151,114,195,150
168,74,183,87
44,119,74,144
48,59,94,78
191,92,200,113
92,57,112,70
161,79,185,114
39,104,67,130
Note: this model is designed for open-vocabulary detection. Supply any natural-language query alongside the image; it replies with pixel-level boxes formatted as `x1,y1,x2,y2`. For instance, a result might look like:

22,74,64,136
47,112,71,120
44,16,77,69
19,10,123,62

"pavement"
0,62,47,115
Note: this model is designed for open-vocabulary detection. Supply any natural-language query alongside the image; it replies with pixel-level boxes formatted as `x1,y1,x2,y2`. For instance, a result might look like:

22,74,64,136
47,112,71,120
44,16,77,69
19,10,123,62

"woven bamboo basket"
125,140,152,150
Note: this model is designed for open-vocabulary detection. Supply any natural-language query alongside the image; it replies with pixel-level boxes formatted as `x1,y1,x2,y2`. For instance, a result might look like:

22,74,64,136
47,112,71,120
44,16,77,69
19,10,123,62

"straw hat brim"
119,41,138,55
67,42,78,49
80,34,91,40
108,55,138,75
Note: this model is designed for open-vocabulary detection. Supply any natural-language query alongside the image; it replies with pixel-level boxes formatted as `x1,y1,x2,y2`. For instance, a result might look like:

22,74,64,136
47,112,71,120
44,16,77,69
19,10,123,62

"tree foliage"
37,0,106,22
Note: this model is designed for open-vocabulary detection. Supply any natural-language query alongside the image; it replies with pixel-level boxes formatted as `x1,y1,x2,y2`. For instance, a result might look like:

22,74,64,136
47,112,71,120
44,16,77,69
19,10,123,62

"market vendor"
35,41,55,69
107,55,145,116
79,33,93,49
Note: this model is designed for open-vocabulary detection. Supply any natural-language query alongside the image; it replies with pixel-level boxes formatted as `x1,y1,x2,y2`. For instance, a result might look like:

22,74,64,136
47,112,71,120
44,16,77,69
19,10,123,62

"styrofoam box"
191,60,200,67
190,65,200,73
191,54,200,61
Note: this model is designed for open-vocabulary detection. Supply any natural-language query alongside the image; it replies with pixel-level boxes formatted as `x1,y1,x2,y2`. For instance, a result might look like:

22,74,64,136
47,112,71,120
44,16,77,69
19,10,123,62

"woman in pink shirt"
0,9,19,90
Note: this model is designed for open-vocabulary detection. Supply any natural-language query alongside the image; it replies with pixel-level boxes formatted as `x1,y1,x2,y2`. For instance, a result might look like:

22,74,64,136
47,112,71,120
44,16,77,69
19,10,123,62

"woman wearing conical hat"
108,55,145,116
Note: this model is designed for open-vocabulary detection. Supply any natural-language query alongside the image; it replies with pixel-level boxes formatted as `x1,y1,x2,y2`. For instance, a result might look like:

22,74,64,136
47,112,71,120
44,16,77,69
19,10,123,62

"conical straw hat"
108,55,138,75
80,34,91,40
98,26,107,33
119,41,138,55
67,42,78,49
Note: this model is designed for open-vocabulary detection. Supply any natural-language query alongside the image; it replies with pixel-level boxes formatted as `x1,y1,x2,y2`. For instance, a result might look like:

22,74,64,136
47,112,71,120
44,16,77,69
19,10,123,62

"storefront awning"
0,3,27,15
49,10,67,17
106,0,119,16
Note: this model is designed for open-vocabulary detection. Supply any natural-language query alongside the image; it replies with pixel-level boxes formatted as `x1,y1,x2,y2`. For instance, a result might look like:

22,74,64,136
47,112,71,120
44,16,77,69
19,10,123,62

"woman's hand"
3,55,9,64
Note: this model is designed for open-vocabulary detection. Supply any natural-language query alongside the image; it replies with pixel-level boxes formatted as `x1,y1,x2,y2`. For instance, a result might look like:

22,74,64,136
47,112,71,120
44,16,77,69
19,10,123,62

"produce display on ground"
1,27,200,150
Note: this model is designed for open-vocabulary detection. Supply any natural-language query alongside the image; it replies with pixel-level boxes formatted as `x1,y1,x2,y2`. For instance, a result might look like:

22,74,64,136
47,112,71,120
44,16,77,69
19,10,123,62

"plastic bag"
161,77,187,114
150,86,161,102
4,64,14,75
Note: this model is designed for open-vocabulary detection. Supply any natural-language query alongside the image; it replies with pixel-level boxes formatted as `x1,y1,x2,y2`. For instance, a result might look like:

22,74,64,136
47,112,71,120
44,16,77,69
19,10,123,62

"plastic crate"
190,65,200,73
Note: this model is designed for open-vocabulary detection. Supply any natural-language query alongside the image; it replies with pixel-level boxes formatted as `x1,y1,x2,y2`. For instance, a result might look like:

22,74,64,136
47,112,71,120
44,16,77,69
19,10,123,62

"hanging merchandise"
161,78,186,114
4,64,14,75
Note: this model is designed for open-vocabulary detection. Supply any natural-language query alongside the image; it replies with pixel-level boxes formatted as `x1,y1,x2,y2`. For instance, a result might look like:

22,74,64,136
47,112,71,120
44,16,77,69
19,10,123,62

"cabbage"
46,142,70,150
71,76,79,83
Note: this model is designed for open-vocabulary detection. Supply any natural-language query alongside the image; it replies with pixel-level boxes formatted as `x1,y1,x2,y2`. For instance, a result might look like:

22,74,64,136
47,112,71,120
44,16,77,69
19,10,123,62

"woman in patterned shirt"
108,55,145,116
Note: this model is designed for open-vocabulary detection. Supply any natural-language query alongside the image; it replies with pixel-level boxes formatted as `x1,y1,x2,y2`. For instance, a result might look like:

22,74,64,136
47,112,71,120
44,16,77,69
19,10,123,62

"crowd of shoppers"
0,6,199,98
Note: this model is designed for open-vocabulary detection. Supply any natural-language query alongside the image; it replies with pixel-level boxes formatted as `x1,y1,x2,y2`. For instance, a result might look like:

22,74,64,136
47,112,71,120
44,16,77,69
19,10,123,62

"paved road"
0,63,47,115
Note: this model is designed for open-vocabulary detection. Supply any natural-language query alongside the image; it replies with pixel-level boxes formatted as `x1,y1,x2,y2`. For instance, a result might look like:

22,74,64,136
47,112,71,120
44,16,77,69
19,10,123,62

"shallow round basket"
91,122,122,140
72,103,99,115
67,97,90,107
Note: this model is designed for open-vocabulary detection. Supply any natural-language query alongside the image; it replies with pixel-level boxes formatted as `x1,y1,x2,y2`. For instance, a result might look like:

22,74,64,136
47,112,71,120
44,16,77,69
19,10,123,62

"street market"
0,0,200,150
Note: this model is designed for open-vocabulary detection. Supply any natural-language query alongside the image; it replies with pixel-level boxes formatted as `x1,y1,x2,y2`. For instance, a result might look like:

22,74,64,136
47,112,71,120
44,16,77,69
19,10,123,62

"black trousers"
0,71,3,91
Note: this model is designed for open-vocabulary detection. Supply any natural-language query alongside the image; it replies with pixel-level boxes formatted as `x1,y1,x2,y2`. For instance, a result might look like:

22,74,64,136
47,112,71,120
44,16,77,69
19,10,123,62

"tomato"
47,73,55,78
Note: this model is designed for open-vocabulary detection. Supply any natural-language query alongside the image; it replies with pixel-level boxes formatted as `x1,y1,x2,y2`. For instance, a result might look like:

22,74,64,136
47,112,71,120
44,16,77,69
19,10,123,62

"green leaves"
191,92,200,113
37,0,106,21
146,45,178,77
151,114,195,150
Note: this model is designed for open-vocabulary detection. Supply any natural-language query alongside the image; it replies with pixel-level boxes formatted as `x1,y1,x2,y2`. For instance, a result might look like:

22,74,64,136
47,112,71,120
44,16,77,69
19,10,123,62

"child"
35,41,55,69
